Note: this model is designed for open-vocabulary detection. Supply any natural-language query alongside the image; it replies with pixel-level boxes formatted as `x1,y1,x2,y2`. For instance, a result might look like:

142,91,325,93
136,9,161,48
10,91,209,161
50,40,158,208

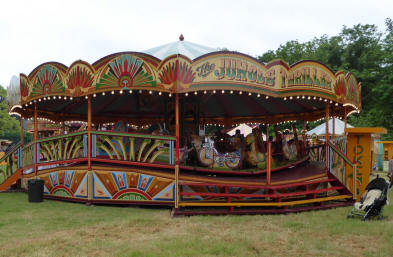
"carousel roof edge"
17,50,362,113
27,61,68,78
92,51,162,69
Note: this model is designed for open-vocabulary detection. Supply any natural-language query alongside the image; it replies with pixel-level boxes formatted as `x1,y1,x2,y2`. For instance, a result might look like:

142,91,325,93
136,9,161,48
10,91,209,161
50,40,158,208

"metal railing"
92,131,176,167
328,138,357,199
37,131,87,164
0,142,21,185
19,130,176,171
308,143,326,163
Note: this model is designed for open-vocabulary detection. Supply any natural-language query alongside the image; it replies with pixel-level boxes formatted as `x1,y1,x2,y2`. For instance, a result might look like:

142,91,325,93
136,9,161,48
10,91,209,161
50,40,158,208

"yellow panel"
345,127,387,134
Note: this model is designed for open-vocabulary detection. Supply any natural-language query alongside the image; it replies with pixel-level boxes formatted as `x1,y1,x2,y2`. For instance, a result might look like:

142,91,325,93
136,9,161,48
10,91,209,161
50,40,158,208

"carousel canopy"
144,34,218,60
11,36,362,127
307,118,353,136
7,75,20,107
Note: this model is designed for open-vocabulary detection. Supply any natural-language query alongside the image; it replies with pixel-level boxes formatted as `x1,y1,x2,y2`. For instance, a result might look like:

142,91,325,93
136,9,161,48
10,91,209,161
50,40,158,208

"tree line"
258,18,393,139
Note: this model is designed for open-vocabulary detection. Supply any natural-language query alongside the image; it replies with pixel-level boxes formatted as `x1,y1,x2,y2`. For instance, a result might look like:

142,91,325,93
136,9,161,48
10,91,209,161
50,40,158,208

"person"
389,155,393,178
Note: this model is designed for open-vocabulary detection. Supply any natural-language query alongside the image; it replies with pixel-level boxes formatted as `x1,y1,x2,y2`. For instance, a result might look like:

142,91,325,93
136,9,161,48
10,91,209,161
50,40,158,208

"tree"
258,20,393,139
0,85,21,143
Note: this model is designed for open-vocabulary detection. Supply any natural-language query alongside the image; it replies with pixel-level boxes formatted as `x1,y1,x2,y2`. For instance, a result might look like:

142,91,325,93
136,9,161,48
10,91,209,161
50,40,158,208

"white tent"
307,118,353,136
227,124,253,137
227,124,266,140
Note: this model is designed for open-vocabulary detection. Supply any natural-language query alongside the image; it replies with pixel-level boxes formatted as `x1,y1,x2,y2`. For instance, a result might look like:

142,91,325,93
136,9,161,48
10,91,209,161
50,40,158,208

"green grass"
0,191,392,257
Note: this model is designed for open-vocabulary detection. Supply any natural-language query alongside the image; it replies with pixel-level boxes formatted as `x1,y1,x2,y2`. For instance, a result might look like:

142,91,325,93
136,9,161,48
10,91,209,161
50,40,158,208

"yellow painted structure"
345,127,387,201
0,152,6,165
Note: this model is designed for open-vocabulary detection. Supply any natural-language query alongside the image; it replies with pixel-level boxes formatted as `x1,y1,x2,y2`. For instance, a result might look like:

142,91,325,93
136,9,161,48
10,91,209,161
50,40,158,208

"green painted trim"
0,142,21,163
328,141,354,167
22,142,35,151
92,131,176,140
36,131,87,144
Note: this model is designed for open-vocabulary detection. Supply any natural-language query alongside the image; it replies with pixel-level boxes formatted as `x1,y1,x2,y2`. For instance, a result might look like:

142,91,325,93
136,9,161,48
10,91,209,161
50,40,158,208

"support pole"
175,93,180,209
266,124,269,143
20,117,24,175
87,96,92,170
61,121,65,135
20,118,24,147
87,96,92,201
325,102,329,173
34,103,38,177
195,102,200,135
332,115,335,139
267,141,271,185
344,107,348,130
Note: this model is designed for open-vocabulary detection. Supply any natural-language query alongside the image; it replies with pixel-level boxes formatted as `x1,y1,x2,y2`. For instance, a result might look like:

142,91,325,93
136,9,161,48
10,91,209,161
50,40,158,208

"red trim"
112,188,152,200
325,103,329,173
92,130,176,140
180,156,309,175
267,141,271,184
50,185,74,196
175,93,180,166
179,186,345,199
37,158,88,167
181,178,335,190
88,96,92,170
34,103,38,176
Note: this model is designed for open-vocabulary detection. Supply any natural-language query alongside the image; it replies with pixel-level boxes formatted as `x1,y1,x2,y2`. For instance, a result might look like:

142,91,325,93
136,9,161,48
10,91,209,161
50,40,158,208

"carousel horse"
213,131,237,154
282,125,307,161
244,128,274,168
190,134,241,169
282,138,298,161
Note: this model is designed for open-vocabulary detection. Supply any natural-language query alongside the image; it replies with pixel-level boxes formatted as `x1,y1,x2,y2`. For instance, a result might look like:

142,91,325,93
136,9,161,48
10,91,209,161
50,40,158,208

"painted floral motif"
346,75,358,102
30,65,65,97
333,77,346,99
159,60,196,89
67,66,94,94
96,55,156,89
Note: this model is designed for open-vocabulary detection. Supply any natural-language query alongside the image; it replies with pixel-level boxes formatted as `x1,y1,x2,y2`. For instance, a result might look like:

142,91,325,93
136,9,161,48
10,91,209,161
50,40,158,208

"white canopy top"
307,118,353,136
227,123,266,140
143,34,218,60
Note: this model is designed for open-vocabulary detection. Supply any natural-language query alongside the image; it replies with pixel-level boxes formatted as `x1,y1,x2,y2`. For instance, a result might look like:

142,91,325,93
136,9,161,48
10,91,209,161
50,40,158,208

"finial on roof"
179,34,184,41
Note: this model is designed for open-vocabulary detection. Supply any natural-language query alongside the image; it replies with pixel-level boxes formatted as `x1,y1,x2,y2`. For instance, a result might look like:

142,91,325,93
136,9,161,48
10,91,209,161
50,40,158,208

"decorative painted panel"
17,52,361,111
92,170,174,201
38,170,88,198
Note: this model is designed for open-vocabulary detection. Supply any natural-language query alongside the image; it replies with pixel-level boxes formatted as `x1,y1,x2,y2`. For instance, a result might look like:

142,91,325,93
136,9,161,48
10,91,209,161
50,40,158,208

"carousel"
2,35,362,215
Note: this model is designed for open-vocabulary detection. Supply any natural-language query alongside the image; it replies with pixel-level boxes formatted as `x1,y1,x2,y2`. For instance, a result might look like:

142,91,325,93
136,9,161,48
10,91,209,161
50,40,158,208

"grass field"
0,187,392,256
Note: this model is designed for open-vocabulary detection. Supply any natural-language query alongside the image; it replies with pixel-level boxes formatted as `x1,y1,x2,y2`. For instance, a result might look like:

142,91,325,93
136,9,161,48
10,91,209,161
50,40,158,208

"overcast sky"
1,0,392,88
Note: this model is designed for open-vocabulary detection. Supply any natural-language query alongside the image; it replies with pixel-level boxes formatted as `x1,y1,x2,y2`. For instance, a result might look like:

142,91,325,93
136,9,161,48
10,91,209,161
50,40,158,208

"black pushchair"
347,174,393,221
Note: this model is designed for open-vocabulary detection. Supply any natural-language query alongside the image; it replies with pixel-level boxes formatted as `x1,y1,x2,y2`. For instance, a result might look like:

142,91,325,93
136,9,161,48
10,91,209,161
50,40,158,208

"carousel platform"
17,160,353,215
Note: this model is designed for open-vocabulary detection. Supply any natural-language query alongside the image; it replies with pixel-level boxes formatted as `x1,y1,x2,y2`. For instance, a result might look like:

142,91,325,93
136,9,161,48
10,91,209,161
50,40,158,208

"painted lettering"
214,58,275,86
